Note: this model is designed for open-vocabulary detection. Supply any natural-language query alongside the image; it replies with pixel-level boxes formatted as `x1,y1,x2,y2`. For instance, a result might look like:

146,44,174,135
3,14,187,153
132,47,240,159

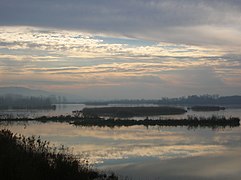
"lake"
1,103,241,119
1,104,241,179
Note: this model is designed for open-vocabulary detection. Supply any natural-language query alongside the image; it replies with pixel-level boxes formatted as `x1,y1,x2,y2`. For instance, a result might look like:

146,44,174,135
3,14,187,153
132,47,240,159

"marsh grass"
0,129,118,180
71,116,240,129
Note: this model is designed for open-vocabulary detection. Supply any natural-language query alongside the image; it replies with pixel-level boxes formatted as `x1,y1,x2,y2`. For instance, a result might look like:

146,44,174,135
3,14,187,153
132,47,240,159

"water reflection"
1,106,241,179
107,149,241,180
1,121,241,179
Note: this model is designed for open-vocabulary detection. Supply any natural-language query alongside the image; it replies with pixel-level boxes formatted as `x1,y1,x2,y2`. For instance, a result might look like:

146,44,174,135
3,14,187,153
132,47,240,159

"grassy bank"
0,129,117,180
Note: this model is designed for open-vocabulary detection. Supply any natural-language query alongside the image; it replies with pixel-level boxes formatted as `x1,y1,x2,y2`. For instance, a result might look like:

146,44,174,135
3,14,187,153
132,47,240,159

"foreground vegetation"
82,106,187,117
0,129,117,180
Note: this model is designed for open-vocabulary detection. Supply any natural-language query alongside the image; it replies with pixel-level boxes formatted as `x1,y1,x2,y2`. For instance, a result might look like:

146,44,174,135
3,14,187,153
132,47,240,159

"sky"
0,0,241,100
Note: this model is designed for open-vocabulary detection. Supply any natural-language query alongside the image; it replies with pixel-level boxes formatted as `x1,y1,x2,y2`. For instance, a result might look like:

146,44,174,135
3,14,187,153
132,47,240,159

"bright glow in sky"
0,0,241,99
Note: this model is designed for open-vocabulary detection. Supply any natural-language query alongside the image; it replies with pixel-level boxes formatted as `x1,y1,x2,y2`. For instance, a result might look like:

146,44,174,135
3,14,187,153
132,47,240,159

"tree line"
84,94,241,106
0,94,57,109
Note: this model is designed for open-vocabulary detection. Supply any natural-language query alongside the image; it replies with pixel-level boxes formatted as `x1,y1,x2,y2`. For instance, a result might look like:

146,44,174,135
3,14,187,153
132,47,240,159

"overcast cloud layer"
0,0,241,99
1,0,241,47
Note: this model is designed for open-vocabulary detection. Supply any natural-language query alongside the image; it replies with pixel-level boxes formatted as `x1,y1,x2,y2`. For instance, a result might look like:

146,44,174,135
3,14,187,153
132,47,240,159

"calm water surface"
1,103,240,119
1,105,241,180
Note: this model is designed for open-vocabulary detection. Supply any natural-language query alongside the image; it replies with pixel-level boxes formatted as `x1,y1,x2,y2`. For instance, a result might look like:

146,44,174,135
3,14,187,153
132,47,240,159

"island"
82,106,187,117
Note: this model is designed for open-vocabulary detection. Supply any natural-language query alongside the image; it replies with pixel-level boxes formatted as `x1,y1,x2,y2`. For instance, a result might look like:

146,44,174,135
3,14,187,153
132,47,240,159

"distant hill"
0,87,84,103
0,87,53,97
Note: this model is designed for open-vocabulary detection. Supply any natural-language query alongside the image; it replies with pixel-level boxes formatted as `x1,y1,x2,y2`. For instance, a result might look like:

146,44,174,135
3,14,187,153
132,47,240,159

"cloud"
1,0,241,48
0,26,222,60
0,26,240,98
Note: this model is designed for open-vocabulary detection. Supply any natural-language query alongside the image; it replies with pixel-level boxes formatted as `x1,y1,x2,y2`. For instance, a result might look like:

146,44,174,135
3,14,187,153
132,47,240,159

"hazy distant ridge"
1,87,240,105
0,87,52,97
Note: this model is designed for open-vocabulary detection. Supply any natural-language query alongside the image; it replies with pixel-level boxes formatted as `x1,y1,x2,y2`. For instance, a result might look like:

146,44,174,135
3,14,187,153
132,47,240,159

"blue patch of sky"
95,36,156,46
97,156,159,167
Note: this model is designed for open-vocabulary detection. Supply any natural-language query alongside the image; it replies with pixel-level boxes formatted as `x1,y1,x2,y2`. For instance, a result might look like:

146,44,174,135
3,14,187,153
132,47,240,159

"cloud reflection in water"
2,122,241,179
